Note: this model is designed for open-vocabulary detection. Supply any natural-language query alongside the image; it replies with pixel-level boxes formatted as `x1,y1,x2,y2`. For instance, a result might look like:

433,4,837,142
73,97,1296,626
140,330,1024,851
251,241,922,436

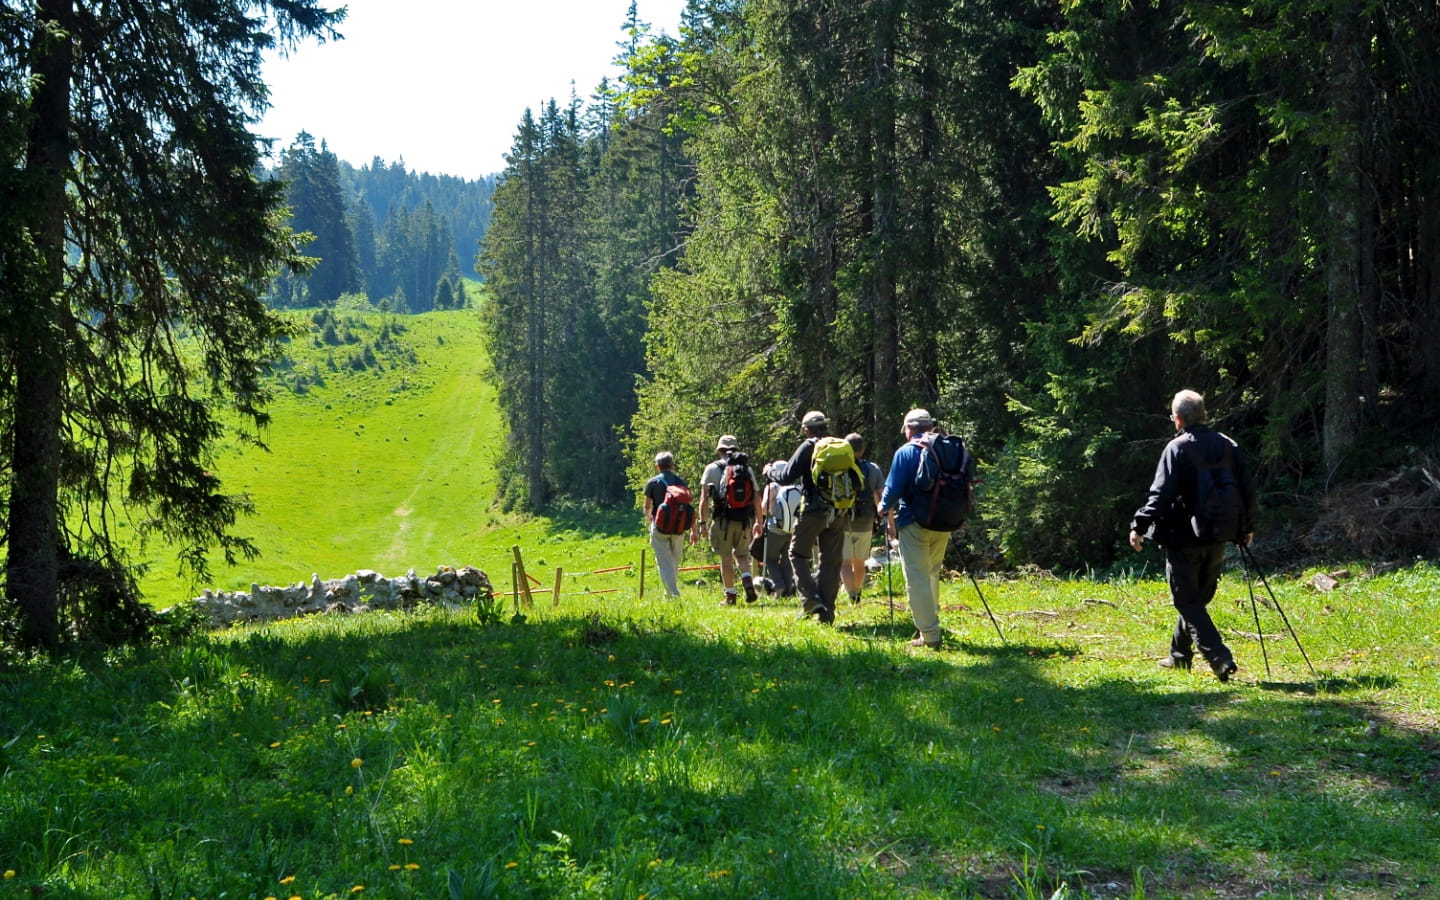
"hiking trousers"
1165,542,1232,664
649,526,686,598
789,507,847,616
898,523,950,644
753,528,795,596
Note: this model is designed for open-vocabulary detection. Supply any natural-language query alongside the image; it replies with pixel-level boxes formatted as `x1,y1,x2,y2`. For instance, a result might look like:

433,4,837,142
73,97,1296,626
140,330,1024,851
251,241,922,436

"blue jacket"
878,440,926,529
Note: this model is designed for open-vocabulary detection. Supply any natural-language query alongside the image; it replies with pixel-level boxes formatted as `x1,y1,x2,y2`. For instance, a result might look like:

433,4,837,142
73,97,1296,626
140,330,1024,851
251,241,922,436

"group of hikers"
643,389,1258,676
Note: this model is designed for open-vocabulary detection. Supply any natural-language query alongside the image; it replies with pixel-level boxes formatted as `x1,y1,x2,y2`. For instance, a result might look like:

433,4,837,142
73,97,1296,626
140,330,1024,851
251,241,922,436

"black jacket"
1130,424,1256,548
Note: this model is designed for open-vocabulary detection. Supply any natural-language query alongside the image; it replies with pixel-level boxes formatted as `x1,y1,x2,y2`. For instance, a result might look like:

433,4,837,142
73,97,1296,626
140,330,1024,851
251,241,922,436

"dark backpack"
716,452,756,520
654,481,696,535
911,432,973,531
851,459,881,520
1183,439,1243,544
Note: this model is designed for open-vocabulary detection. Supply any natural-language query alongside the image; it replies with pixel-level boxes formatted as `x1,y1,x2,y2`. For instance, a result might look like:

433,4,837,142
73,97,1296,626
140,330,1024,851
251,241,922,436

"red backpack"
716,452,756,520
654,482,696,535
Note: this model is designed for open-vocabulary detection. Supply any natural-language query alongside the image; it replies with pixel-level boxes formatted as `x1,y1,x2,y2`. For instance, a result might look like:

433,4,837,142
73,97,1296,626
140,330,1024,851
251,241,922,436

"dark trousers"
790,507,847,616
751,528,796,596
1165,543,1232,664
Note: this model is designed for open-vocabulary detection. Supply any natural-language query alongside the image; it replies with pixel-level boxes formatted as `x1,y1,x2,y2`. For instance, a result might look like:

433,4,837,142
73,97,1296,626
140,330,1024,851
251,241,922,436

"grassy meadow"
132,308,640,607
3,310,1437,898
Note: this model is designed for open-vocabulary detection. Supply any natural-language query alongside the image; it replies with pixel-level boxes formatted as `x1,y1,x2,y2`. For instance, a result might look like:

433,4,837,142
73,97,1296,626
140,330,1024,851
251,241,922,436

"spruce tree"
1,0,343,648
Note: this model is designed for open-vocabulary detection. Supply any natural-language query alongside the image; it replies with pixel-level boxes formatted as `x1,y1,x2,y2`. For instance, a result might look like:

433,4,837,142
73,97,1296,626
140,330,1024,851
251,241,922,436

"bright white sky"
258,0,690,181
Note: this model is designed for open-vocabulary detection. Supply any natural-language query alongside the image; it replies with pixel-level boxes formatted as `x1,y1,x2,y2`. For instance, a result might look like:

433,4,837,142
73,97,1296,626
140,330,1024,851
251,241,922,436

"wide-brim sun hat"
716,434,739,451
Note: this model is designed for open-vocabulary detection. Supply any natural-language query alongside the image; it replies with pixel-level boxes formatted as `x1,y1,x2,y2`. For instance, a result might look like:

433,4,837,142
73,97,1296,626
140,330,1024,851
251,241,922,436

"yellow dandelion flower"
345,785,354,795
504,861,518,869
351,758,364,768
4,871,16,879
388,865,401,871
673,689,683,695
351,886,365,894
404,863,420,871
397,838,413,845
280,876,296,884
639,718,651,724
607,654,616,662
661,718,672,725
269,741,281,748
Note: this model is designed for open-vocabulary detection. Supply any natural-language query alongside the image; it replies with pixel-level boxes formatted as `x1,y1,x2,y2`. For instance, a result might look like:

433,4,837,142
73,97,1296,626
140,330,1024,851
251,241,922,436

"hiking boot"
908,636,941,650
1210,656,1238,683
1158,655,1192,672
719,593,737,607
742,578,758,604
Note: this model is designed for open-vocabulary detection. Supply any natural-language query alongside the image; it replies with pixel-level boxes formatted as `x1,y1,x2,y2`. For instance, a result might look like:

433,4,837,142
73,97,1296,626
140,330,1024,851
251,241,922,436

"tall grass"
2,560,1437,898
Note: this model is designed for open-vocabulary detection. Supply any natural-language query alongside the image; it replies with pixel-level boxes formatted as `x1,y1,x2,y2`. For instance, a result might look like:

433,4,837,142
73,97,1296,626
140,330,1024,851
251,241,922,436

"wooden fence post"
511,545,535,607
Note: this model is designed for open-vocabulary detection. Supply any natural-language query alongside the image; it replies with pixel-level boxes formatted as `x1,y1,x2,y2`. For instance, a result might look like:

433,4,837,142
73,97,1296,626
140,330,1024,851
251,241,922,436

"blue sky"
259,0,689,181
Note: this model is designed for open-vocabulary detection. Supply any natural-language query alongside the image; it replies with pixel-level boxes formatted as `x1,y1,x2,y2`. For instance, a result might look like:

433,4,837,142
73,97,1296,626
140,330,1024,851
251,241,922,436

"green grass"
23,308,1432,898
133,309,640,607
2,560,1438,898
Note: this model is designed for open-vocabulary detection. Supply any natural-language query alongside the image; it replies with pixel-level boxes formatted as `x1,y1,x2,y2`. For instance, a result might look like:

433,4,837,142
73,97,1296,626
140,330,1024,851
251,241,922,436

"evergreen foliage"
0,0,345,649
479,10,691,511
480,0,1440,569
267,147,493,312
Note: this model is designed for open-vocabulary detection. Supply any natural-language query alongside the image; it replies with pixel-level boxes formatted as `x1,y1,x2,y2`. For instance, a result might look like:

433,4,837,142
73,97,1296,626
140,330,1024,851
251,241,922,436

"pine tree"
277,132,360,306
1,0,343,648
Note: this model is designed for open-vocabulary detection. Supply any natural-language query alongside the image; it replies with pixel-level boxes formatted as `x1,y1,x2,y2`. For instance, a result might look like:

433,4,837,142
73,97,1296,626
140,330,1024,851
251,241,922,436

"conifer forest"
480,0,1440,569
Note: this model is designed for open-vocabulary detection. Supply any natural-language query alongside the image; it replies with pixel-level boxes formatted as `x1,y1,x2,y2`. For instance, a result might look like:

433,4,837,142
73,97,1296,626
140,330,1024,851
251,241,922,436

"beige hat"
715,434,739,451
801,410,828,430
903,408,934,429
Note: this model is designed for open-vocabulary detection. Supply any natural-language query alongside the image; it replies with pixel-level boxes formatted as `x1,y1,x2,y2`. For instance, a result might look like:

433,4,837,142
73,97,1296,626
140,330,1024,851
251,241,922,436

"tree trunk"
1322,3,1367,477
871,0,900,432
8,0,73,650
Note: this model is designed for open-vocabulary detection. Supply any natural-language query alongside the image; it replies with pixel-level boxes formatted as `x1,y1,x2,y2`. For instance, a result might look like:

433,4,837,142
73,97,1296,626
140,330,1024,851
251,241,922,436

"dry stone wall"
189,565,493,626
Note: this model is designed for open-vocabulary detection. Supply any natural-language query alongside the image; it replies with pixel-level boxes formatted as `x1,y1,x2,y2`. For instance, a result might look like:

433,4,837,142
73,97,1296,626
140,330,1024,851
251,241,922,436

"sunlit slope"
137,310,511,604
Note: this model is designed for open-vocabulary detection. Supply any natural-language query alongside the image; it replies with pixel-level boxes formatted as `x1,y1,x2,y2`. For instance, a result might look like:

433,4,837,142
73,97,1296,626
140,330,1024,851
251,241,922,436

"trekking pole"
967,569,1006,645
1238,546,1272,677
885,537,896,639
1240,544,1317,677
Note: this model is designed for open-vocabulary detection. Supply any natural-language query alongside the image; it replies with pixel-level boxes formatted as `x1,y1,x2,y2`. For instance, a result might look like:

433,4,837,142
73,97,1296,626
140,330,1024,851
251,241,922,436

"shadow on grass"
541,500,641,539
2,608,1436,899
